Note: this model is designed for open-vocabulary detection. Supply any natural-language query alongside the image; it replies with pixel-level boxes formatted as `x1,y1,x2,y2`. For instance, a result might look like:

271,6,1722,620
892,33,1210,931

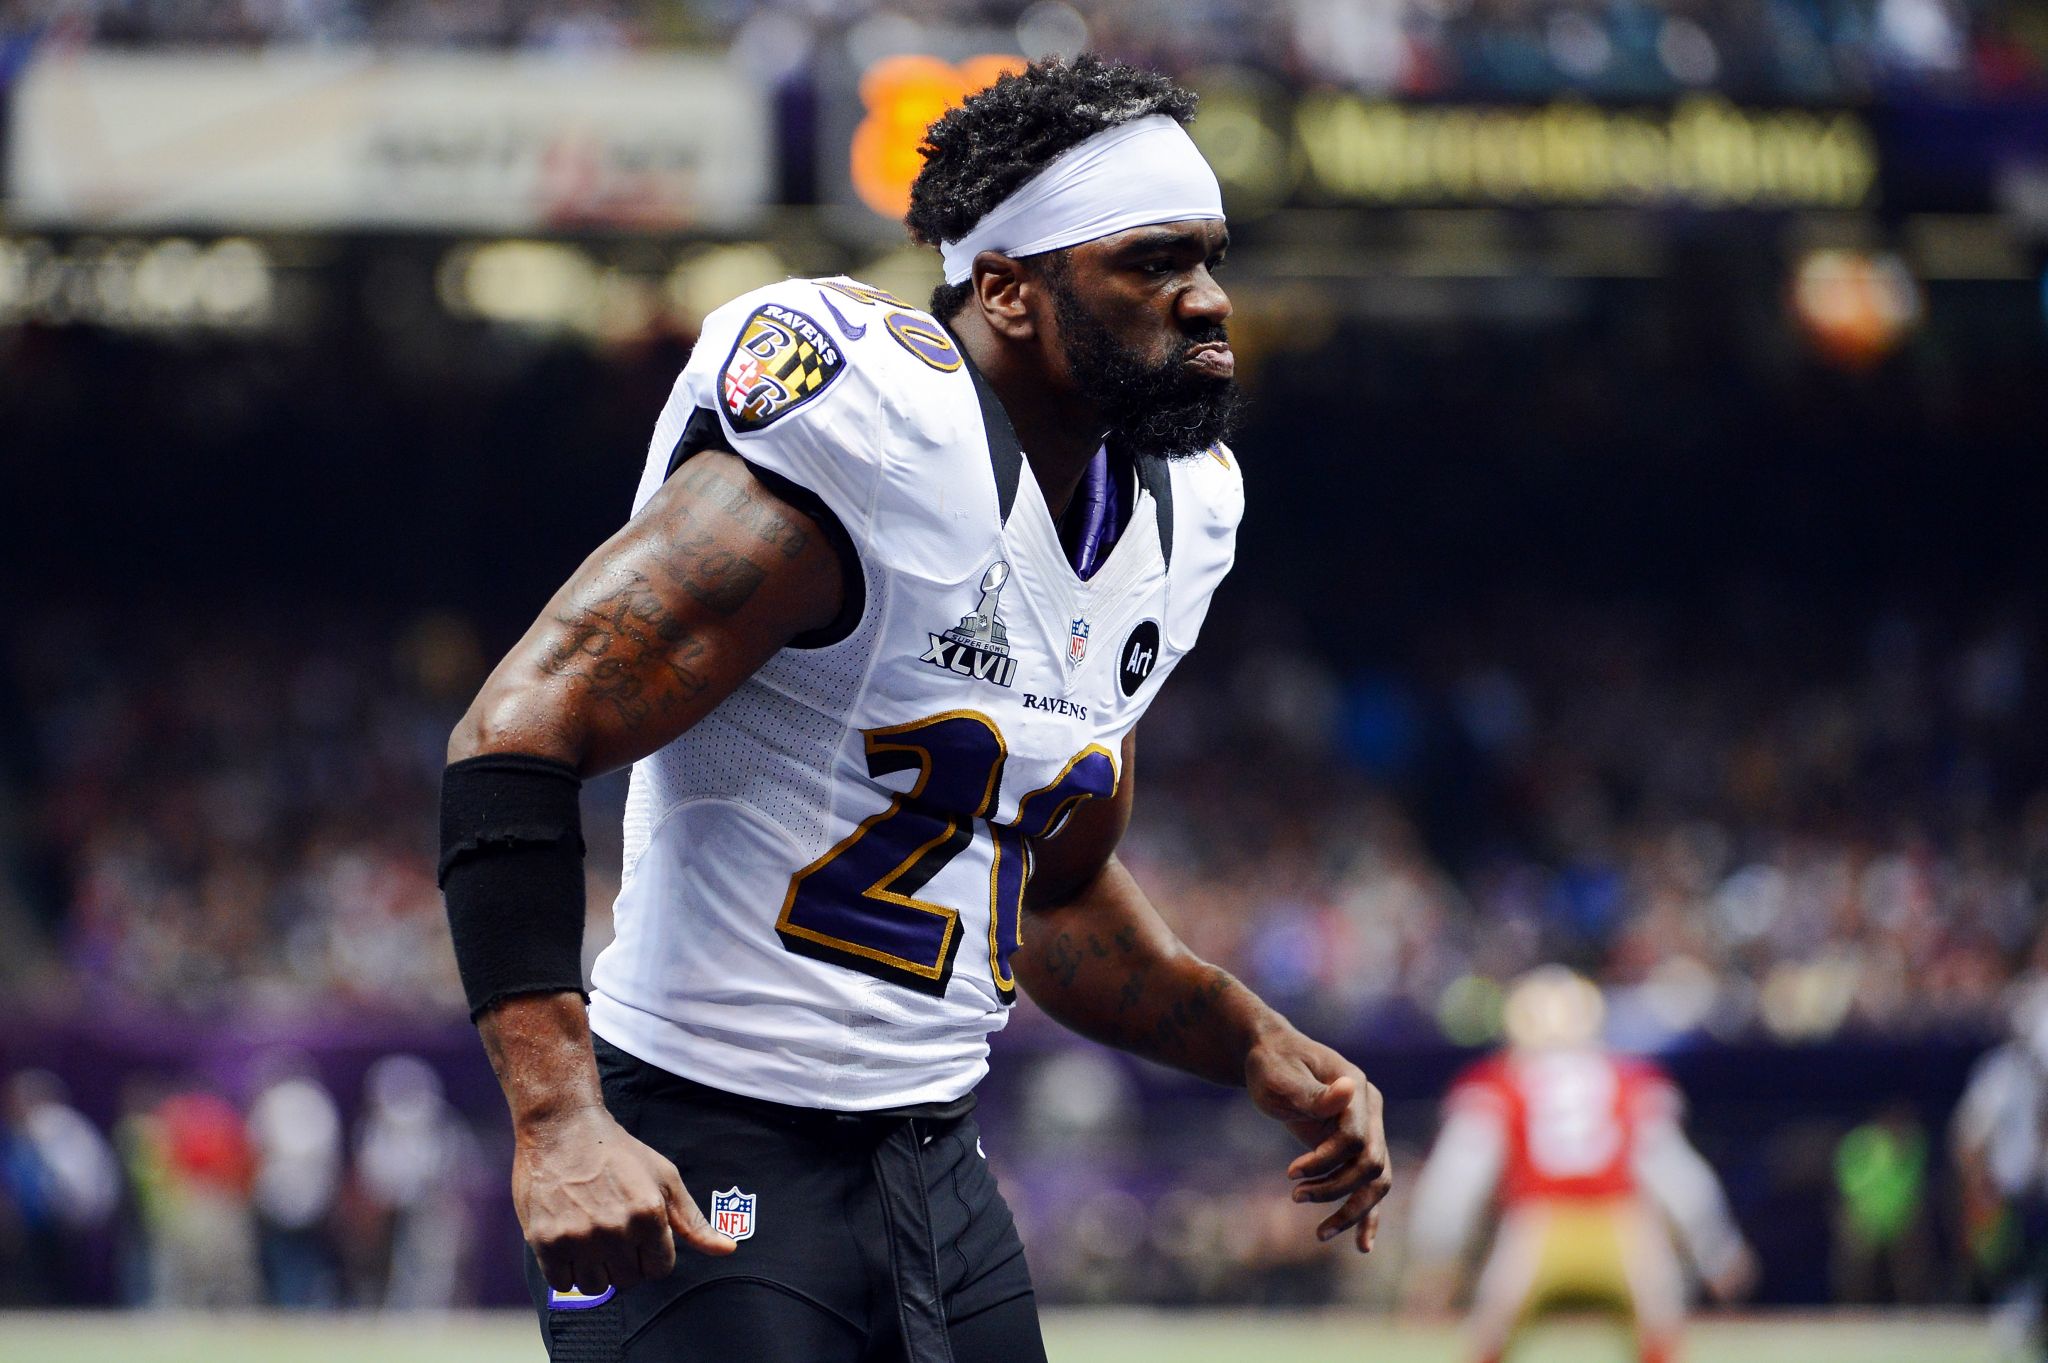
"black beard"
1047,274,1246,462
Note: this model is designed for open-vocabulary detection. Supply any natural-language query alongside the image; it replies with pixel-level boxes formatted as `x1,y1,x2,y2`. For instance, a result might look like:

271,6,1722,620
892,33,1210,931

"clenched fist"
514,1104,735,1294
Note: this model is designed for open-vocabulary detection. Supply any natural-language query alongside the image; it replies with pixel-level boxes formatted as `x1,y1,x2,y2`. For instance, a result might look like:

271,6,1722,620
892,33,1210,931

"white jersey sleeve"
632,279,887,540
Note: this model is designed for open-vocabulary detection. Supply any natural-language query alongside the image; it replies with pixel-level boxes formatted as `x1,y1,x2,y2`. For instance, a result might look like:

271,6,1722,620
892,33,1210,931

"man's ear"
972,253,1038,341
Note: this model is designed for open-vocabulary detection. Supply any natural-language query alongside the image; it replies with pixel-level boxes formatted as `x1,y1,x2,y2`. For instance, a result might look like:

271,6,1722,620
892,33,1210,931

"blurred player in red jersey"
1404,967,1757,1363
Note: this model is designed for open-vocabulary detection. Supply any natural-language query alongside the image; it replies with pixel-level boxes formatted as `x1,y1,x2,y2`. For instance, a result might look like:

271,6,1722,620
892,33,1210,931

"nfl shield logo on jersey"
1068,618,1089,669
711,1186,757,1241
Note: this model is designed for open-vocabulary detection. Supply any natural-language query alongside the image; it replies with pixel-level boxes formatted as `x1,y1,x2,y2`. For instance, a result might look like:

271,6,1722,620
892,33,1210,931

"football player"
1404,967,1755,1363
440,56,1392,1363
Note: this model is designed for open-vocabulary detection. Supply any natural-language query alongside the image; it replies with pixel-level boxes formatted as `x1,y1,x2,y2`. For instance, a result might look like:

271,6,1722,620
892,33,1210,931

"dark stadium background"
3,0,2048,1340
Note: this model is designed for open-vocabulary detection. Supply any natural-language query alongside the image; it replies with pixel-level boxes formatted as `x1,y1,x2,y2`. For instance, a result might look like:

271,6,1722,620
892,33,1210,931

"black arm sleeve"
438,753,588,1021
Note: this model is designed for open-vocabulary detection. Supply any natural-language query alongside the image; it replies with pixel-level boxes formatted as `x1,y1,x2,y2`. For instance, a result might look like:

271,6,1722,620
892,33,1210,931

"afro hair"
905,55,1199,319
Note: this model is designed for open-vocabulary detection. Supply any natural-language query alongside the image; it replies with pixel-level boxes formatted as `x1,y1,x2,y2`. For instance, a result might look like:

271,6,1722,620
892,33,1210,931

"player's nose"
1181,267,1231,330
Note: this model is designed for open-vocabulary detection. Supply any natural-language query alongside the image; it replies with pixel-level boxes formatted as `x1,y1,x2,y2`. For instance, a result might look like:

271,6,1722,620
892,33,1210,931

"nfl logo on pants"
711,1187,757,1241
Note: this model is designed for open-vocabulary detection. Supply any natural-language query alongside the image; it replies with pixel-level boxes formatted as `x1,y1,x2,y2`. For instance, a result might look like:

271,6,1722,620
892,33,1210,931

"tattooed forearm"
1044,932,1083,989
1113,954,1155,1015
1110,924,1150,1014
1024,904,1257,1084
1142,970,1237,1062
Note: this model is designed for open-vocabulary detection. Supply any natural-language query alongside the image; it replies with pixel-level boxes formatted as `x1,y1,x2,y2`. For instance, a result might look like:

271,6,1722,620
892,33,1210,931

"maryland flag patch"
719,304,846,431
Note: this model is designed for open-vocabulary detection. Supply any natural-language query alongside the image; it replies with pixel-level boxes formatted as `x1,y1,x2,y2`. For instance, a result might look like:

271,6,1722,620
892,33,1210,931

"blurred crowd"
6,595,2043,1045
1119,597,2047,1049
0,0,2040,98
7,613,479,1016
3,597,2044,1308
0,1057,484,1309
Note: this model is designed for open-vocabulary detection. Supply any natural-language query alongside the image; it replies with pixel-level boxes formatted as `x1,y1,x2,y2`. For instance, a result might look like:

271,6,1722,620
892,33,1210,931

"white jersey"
589,276,1242,1110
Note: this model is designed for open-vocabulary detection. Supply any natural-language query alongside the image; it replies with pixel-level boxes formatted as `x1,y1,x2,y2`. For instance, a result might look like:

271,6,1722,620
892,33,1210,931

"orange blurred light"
850,53,1026,220
1789,249,1922,371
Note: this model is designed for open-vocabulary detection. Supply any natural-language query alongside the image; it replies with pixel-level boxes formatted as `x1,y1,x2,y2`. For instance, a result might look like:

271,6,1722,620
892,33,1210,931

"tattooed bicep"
665,529,769,616
669,457,816,562
511,450,842,752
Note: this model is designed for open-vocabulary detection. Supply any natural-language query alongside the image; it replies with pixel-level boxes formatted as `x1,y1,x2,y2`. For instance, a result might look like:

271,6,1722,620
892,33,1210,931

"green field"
0,1310,2012,1363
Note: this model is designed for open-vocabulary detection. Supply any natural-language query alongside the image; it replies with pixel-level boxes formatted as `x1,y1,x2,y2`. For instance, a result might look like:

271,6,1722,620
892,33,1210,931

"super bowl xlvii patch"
711,1186,757,1241
720,304,845,431
920,562,1019,689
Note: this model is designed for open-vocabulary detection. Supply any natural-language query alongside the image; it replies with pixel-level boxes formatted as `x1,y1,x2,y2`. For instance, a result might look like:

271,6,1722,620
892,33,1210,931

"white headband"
938,114,1224,286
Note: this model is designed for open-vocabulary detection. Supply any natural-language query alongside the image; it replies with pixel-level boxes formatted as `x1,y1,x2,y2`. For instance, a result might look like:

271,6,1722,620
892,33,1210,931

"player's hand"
1244,1032,1392,1252
512,1103,735,1295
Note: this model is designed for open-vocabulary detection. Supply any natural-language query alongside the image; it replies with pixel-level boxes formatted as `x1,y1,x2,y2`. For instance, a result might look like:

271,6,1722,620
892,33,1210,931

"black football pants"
524,1038,1048,1363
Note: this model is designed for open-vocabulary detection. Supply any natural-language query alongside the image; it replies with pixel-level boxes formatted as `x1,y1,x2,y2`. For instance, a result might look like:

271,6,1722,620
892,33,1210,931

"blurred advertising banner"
1189,79,1881,214
6,52,771,231
815,44,1880,228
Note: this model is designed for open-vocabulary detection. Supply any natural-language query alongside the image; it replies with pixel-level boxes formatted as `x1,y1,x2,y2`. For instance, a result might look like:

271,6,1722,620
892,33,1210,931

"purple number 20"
775,710,1117,1001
